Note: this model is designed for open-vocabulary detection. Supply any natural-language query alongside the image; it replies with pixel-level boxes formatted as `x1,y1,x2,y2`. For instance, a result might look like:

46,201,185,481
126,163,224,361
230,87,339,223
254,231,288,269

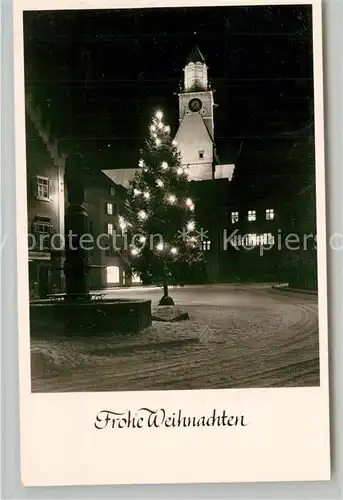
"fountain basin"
30,298,152,337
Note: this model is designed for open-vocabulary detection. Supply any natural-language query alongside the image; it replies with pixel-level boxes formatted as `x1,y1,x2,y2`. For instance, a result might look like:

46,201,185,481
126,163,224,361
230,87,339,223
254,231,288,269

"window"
229,234,241,247
248,210,256,222
32,217,53,249
265,233,275,245
110,186,116,196
198,150,204,159
106,265,120,284
266,208,274,220
132,273,141,284
202,240,211,251
107,223,113,235
32,219,52,235
106,203,113,215
241,234,257,247
231,211,239,224
231,232,275,248
35,176,51,201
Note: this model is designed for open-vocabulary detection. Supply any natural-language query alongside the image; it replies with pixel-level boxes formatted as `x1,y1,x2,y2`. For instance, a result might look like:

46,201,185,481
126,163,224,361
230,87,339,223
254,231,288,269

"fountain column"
63,153,90,302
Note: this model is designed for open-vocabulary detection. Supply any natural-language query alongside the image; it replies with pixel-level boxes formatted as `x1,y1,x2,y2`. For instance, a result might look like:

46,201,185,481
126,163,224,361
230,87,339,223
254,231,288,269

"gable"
174,112,213,164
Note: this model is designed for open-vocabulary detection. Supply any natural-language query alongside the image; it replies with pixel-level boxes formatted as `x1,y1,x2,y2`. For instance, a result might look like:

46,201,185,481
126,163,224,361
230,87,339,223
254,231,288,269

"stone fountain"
30,153,152,337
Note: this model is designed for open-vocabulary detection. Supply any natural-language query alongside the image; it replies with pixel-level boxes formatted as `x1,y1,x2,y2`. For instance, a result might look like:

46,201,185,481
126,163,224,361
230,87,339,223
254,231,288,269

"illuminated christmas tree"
121,110,203,305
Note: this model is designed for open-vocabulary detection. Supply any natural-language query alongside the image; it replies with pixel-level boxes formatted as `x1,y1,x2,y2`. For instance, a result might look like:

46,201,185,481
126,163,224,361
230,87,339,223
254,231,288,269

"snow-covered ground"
31,284,320,392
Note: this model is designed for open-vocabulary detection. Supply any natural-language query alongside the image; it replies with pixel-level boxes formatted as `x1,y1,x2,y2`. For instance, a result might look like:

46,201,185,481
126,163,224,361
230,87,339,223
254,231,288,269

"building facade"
221,128,317,286
26,95,65,299
26,95,132,295
84,173,130,289
278,178,317,290
224,202,280,282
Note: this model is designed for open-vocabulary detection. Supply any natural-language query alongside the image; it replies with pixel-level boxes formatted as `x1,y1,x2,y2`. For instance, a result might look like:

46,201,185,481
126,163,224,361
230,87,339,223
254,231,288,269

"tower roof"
186,46,206,64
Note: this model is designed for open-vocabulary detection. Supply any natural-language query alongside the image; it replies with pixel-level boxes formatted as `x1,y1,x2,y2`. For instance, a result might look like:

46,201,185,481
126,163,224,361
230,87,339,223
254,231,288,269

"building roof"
175,111,214,148
215,164,235,182
186,46,206,64
102,168,138,189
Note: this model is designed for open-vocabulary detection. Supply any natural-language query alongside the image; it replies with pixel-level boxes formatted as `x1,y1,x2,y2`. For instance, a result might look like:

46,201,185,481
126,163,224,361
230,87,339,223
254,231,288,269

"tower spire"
186,45,206,65
183,45,208,92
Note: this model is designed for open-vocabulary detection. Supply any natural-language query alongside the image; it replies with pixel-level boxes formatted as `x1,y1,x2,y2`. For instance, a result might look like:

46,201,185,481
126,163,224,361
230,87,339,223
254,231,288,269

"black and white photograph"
14,0,332,487
24,3,324,393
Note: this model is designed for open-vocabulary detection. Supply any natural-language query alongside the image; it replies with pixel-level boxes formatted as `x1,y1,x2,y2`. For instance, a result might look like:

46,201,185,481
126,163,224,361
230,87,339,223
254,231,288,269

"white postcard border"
13,0,331,486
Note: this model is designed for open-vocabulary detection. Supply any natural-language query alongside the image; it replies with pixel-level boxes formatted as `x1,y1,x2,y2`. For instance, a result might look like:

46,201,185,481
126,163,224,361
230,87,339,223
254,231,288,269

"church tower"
174,46,215,181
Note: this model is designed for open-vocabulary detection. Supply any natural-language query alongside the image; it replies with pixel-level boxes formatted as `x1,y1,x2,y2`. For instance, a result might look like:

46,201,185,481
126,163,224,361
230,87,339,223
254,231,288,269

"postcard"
14,0,331,486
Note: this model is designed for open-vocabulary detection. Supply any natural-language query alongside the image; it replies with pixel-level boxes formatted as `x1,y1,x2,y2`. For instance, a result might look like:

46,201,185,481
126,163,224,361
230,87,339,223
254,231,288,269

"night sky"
23,5,315,206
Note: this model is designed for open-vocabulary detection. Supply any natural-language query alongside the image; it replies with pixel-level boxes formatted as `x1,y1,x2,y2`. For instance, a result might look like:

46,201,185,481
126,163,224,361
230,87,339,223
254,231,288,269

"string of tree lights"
121,110,204,304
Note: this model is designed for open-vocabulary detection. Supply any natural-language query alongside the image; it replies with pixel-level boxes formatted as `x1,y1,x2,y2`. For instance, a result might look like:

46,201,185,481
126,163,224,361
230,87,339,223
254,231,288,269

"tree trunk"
159,278,174,306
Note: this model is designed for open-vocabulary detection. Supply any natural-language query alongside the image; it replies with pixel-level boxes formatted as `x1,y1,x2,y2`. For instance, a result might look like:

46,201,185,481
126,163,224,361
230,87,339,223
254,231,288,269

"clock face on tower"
188,98,202,112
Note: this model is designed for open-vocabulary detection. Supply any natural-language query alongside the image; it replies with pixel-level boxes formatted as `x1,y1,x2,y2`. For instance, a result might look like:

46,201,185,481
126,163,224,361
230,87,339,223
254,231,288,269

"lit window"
260,233,275,245
107,223,113,235
106,203,113,215
132,273,141,284
106,265,120,284
202,240,211,251
231,211,239,224
266,208,274,220
248,210,256,222
268,233,275,245
240,234,255,247
35,176,50,201
229,234,241,247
